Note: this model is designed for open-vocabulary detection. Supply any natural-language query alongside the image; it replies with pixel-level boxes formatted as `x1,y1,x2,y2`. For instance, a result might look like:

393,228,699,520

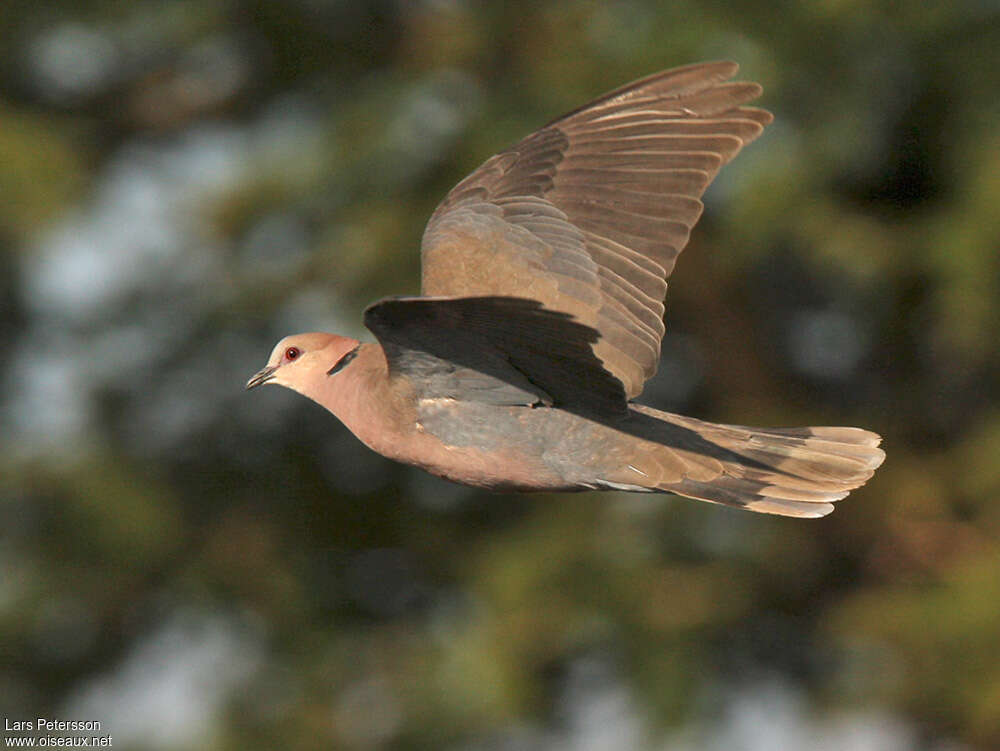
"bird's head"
246,333,361,395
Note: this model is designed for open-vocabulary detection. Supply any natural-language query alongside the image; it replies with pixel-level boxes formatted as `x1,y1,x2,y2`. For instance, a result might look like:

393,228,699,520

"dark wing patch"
364,296,628,416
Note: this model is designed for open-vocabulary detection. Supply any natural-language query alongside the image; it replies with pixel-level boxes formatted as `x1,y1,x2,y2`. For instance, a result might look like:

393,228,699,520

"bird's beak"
245,364,278,390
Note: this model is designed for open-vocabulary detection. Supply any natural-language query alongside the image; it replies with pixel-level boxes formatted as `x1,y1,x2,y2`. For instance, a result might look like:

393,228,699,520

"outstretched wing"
421,61,771,399
364,296,628,416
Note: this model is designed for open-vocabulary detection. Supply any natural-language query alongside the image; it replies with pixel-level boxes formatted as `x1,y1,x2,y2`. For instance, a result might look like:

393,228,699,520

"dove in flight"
247,61,885,517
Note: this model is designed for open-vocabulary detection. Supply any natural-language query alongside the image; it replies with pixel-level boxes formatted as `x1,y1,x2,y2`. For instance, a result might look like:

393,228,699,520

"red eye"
284,346,301,361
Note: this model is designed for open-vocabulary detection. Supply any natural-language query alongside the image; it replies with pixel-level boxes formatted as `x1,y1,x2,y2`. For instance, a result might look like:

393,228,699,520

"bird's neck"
319,342,415,452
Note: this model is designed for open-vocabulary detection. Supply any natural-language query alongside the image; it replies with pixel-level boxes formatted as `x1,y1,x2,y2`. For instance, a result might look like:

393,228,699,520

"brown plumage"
247,62,885,518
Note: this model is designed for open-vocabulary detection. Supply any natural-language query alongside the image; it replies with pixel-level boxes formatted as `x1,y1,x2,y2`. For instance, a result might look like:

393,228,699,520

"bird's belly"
414,445,574,492
405,400,578,491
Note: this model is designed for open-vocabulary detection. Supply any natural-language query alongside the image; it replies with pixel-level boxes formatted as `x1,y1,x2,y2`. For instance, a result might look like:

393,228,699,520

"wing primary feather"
421,61,771,399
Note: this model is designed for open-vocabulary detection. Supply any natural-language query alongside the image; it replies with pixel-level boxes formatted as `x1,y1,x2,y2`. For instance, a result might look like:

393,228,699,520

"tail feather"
733,424,883,447
670,479,837,518
608,407,885,518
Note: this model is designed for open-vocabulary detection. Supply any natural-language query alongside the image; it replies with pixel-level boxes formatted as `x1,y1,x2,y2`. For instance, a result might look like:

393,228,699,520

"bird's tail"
599,406,885,518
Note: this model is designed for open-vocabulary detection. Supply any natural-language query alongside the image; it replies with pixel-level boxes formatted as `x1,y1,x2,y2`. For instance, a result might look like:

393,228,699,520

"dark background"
2,1,998,749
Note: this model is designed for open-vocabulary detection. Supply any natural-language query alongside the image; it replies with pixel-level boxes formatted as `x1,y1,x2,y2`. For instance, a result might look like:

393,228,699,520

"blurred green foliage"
1,1,998,749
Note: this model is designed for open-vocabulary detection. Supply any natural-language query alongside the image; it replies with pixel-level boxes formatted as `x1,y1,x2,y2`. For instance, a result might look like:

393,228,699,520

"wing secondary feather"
364,296,628,416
